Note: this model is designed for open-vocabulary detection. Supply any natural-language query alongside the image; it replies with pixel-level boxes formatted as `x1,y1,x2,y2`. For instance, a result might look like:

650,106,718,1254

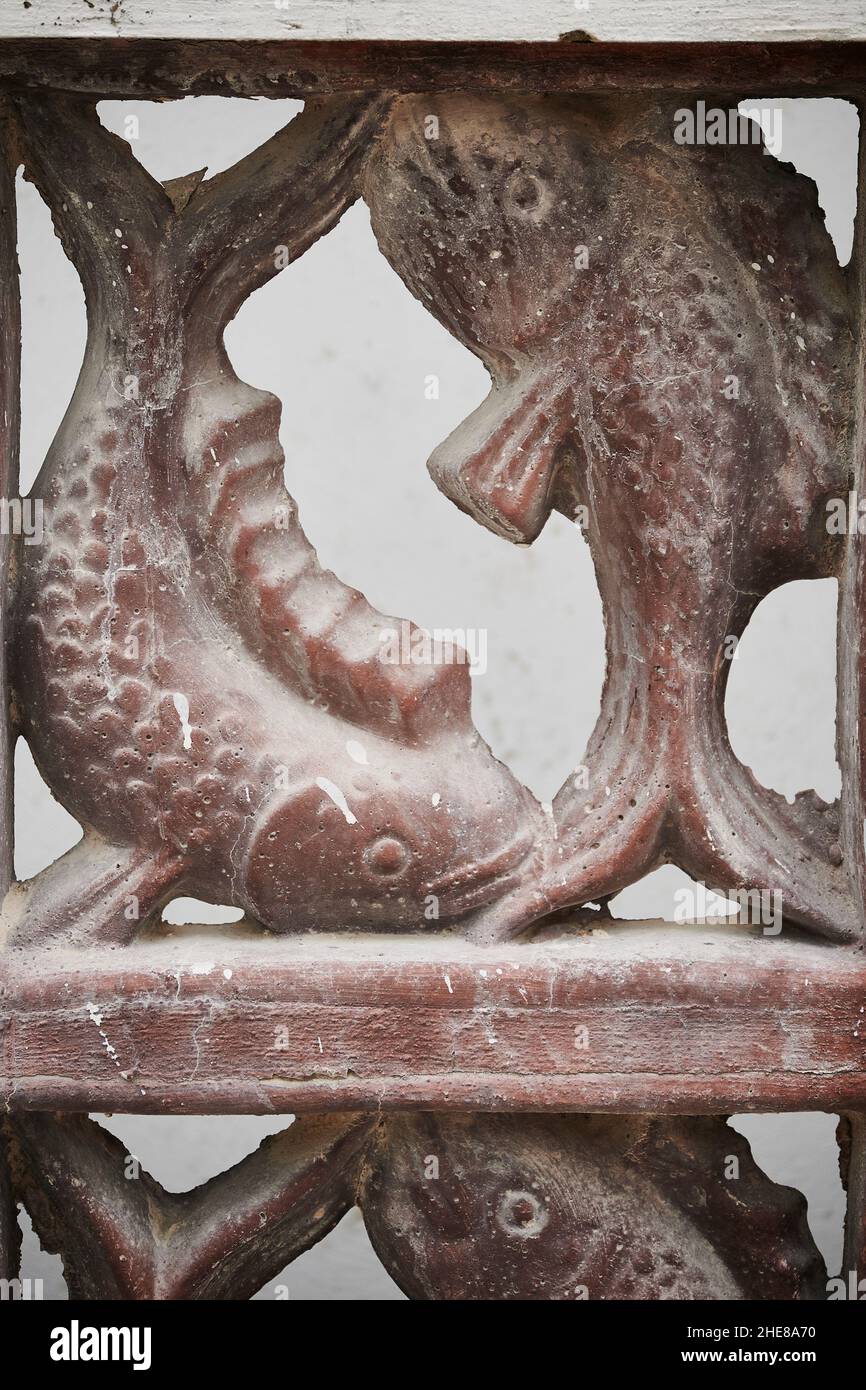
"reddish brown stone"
5,93,549,950
0,43,864,1303
364,93,862,943
6,1110,373,1299
360,1113,827,1300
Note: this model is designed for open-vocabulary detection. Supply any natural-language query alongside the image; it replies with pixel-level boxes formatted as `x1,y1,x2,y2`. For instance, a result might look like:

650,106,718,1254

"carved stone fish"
5,1109,828,1302
359,1112,828,1300
3,96,550,949
364,94,859,941
7,1109,375,1299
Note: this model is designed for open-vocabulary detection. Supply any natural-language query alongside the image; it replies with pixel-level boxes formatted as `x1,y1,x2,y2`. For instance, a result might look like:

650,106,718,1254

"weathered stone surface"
4,1107,828,1301
1,56,863,1304
7,1110,373,1299
4,94,548,950
360,1112,828,1300
364,93,861,942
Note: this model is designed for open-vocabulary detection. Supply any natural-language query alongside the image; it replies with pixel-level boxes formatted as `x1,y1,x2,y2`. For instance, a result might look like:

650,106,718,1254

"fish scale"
364,92,860,942
4,93,549,951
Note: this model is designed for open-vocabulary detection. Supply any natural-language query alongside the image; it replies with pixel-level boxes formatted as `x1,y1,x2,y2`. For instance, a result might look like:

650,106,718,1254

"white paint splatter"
478,1011,497,1047
346,739,368,765
432,792,441,807
315,777,357,825
86,1001,121,1069
172,691,193,750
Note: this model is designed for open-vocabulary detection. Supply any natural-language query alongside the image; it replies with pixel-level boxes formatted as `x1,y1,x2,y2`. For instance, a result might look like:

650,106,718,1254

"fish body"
360,1113,827,1300
364,94,859,940
6,96,548,948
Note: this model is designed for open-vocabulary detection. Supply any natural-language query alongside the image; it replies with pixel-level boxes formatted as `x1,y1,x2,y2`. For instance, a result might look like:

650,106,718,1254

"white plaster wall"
11,93,860,1299
4,0,866,43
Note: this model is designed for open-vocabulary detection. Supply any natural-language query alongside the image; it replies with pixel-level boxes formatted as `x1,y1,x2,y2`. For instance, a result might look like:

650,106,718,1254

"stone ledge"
2,922,864,1114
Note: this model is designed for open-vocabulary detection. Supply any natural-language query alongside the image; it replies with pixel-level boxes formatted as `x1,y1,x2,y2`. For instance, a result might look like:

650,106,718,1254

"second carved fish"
364,93,860,942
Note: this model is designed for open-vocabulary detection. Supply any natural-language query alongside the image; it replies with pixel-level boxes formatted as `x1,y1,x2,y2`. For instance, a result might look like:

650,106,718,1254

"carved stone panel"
0,41,864,1303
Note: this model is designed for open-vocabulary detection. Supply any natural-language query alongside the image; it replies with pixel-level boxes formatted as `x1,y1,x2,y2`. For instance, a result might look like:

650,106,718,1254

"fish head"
240,732,551,936
360,1114,827,1300
366,93,853,573
364,92,621,366
364,93,623,545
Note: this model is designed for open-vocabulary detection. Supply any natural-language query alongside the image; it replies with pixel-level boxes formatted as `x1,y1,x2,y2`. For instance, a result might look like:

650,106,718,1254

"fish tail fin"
545,672,670,912
671,710,861,943
1,834,186,949
174,95,392,333
12,95,172,303
544,662,861,944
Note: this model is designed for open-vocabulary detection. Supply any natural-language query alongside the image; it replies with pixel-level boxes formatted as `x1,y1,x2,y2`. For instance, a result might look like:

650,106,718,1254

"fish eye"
363,834,411,878
503,170,547,217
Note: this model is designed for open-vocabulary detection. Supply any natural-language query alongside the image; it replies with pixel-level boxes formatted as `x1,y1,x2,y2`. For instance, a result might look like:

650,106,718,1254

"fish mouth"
429,831,544,917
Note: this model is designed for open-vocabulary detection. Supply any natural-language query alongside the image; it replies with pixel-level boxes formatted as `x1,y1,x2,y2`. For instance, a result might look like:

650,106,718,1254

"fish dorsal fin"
225,496,475,744
184,389,474,746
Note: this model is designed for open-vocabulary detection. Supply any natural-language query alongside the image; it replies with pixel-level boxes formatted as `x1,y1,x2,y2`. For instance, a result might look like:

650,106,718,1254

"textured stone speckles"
7,93,549,949
364,93,861,943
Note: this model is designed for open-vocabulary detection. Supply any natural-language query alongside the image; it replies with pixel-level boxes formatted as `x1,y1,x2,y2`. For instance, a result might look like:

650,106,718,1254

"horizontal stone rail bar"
3,923,864,1115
